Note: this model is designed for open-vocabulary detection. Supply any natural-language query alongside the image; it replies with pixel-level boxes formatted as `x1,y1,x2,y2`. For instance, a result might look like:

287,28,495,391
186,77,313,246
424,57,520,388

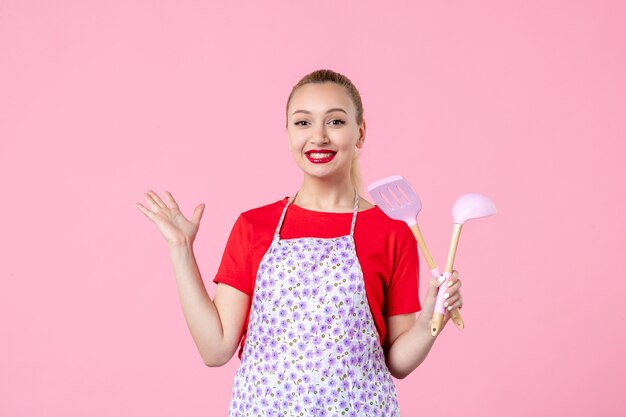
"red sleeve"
382,225,421,316
212,214,253,296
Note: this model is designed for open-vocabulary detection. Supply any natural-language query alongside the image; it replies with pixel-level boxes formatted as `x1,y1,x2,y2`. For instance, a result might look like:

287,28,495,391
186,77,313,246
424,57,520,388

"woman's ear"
356,119,366,149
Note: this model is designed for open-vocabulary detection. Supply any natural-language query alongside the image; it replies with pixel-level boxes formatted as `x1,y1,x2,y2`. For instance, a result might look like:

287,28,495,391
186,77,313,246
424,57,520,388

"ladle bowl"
452,192,497,224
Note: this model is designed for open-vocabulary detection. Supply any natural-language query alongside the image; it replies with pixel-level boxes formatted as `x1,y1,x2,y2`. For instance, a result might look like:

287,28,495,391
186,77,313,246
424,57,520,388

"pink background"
1,1,624,416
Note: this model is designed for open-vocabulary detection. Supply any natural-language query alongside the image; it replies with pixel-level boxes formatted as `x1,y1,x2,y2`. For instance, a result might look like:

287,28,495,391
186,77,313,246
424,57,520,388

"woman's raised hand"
135,190,205,248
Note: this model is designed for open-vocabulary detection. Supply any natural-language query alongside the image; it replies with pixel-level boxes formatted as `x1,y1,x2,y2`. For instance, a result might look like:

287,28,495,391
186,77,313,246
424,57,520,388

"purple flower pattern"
228,231,400,416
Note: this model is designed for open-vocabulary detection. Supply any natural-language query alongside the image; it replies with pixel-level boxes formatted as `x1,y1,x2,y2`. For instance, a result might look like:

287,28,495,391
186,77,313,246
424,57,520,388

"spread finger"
146,190,166,208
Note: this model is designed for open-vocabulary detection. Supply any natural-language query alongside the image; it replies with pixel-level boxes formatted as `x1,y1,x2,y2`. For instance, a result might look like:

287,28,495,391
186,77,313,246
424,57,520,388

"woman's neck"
293,177,357,213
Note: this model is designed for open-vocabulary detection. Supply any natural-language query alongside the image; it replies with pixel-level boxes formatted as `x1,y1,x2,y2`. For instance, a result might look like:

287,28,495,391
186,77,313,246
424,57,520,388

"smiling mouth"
305,151,337,164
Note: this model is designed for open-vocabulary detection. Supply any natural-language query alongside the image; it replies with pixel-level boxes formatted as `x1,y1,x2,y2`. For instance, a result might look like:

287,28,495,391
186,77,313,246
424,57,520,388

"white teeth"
308,152,335,158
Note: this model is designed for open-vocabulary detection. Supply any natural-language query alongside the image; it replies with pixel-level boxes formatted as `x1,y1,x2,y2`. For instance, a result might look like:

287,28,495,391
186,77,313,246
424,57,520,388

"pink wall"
1,1,624,416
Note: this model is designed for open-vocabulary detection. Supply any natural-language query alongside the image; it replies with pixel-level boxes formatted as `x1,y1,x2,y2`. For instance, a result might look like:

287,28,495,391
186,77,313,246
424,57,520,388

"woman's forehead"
288,83,354,115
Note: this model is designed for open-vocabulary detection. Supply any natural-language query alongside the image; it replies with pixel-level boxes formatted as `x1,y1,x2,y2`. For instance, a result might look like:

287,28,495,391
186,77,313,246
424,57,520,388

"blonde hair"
285,69,365,194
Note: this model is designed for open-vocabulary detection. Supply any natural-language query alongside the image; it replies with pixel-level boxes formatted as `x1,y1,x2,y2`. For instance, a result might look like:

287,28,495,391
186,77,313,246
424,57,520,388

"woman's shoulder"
238,197,289,223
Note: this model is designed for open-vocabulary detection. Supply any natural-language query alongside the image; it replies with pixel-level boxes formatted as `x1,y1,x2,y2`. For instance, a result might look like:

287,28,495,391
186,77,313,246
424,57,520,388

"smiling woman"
136,69,464,417
285,70,366,197
286,81,366,202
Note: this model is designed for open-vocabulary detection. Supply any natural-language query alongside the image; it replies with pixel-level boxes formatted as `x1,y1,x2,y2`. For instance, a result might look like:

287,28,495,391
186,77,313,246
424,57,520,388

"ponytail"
350,152,363,195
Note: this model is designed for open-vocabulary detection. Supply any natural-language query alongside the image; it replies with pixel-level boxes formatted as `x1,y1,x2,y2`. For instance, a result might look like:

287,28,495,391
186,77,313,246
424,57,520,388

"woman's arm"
169,243,249,367
384,272,463,379
136,190,249,367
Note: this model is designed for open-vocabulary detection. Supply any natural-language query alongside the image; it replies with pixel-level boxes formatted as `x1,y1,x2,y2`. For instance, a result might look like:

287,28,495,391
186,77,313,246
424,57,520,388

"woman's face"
286,82,365,182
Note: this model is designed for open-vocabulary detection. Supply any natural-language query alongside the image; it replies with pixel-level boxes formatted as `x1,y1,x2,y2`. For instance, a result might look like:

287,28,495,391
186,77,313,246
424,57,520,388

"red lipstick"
305,150,337,164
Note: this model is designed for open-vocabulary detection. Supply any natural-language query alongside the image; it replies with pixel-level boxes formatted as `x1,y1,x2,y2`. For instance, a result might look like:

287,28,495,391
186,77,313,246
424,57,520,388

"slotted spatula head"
367,175,422,227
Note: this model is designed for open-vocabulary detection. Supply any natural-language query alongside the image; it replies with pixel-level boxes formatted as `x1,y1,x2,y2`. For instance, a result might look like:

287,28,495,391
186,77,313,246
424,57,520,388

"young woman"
136,69,463,416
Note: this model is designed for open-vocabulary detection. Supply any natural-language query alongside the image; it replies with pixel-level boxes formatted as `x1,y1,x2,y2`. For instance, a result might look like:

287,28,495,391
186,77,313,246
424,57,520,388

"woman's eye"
328,119,346,125
294,120,309,126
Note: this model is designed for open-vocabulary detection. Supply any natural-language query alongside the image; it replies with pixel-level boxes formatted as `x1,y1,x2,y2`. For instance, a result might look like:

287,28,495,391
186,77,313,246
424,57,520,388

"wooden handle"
445,223,464,330
432,308,464,336
445,223,463,274
431,313,445,336
411,222,465,334
450,308,464,329
409,223,437,271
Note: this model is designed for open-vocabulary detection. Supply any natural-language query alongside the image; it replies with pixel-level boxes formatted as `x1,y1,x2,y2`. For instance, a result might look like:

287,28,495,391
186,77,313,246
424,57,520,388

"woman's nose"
310,123,330,145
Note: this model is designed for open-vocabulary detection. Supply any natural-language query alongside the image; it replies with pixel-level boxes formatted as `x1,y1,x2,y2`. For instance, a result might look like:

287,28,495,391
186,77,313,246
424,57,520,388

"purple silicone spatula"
367,175,464,331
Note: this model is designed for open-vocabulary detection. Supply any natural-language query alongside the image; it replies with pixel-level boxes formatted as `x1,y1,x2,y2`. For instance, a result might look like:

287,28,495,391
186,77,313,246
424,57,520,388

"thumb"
191,203,205,225
426,275,445,298
433,274,445,289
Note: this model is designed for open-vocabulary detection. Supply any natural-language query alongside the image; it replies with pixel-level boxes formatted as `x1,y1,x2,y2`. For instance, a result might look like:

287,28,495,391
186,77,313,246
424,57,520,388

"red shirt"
213,197,421,359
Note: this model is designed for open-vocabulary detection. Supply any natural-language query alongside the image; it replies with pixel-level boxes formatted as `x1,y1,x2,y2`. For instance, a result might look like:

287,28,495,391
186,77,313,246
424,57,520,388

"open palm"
136,190,205,247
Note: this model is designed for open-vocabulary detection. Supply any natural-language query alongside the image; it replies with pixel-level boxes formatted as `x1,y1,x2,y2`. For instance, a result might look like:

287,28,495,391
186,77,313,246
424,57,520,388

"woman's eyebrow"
291,108,348,116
